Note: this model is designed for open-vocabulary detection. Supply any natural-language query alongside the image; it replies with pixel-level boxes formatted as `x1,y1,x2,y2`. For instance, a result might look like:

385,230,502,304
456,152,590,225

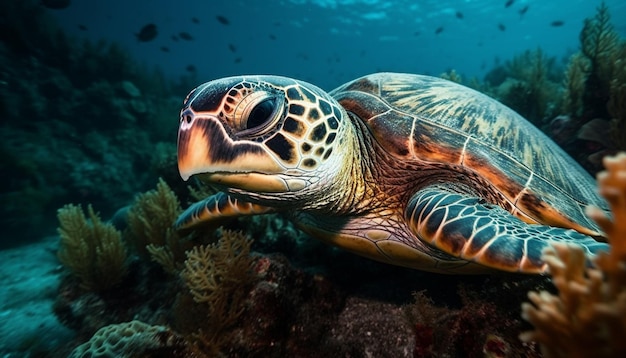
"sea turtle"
175,73,609,274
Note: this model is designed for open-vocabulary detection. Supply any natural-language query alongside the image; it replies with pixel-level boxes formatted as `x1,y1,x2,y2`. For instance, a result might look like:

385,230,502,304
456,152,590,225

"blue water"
50,0,626,89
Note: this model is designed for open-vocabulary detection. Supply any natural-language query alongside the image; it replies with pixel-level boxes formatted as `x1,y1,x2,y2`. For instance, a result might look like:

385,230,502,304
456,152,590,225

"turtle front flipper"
176,192,275,231
405,187,609,273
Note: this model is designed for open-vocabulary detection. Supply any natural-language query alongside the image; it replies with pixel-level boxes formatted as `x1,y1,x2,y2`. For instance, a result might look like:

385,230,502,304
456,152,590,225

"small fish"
518,5,529,16
171,35,179,42
413,31,421,36
550,20,564,27
179,32,193,41
498,23,506,31
216,15,229,25
41,0,71,10
77,24,87,31
455,11,464,19
186,64,197,72
160,46,170,53
234,57,242,63
269,34,276,40
136,23,158,42
228,43,236,52
505,0,514,8
435,26,444,35
191,17,199,24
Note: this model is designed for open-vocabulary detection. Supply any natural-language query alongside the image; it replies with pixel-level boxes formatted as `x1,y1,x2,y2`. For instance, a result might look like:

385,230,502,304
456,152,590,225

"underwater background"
1,0,626,357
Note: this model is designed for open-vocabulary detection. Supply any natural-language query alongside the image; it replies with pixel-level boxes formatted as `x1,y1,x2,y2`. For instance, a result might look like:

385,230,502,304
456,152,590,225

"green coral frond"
580,2,619,66
57,204,128,291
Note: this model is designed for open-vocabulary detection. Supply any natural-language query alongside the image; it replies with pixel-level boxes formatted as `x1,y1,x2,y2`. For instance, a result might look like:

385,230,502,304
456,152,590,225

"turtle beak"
177,110,284,184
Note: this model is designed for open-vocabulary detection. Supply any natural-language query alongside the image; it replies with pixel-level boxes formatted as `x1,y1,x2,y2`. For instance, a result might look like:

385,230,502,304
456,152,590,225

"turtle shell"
330,73,607,236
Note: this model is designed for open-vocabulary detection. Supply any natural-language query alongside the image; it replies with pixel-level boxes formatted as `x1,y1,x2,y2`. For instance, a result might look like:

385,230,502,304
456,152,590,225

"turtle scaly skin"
176,73,609,274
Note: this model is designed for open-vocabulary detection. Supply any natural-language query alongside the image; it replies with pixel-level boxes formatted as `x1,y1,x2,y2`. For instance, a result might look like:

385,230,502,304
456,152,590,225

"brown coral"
57,204,128,291
520,153,626,358
181,230,255,352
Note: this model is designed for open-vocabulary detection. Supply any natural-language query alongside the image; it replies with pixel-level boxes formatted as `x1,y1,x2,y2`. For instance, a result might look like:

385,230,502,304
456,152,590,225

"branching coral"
181,230,254,351
125,178,191,273
520,153,626,358
57,204,128,291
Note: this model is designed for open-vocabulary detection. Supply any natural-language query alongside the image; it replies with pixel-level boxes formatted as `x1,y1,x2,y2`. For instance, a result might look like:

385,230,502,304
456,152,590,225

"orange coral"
520,153,626,358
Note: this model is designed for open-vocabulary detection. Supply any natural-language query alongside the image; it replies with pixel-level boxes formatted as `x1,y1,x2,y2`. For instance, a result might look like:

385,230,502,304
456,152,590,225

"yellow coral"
520,153,626,358
125,178,191,271
57,204,128,291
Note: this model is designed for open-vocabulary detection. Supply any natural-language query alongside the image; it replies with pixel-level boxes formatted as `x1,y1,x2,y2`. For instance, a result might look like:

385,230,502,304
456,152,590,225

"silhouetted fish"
179,32,193,41
269,34,276,40
41,0,71,10
518,6,529,16
505,0,514,8
186,65,196,72
216,15,229,25
498,23,506,31
78,24,87,31
551,20,564,27
136,24,158,42
234,57,242,63
160,46,170,53
171,35,179,42
456,11,464,19
191,17,200,24
228,44,236,52
435,26,444,34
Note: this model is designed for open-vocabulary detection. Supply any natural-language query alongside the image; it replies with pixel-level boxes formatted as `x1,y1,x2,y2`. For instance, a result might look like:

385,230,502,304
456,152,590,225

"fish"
171,35,179,42
228,44,236,52
550,20,564,27
191,17,200,24
77,24,87,31
179,32,193,41
498,23,506,31
269,34,277,40
234,57,242,63
413,31,421,36
41,0,71,9
160,46,170,53
435,26,444,35
456,11,464,19
505,0,514,8
186,65,197,72
136,24,158,42
216,15,229,25
518,5,529,16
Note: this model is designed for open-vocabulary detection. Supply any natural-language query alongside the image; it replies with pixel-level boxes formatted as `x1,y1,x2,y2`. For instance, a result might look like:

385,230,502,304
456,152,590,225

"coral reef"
56,204,128,292
520,153,626,357
0,0,191,246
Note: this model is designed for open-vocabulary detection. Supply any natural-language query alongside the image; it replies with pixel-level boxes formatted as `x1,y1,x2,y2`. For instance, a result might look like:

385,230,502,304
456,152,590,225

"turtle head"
178,75,349,201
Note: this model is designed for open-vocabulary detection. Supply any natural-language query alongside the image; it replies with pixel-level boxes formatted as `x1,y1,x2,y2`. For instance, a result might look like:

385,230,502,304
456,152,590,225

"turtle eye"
246,98,276,130
236,91,283,137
